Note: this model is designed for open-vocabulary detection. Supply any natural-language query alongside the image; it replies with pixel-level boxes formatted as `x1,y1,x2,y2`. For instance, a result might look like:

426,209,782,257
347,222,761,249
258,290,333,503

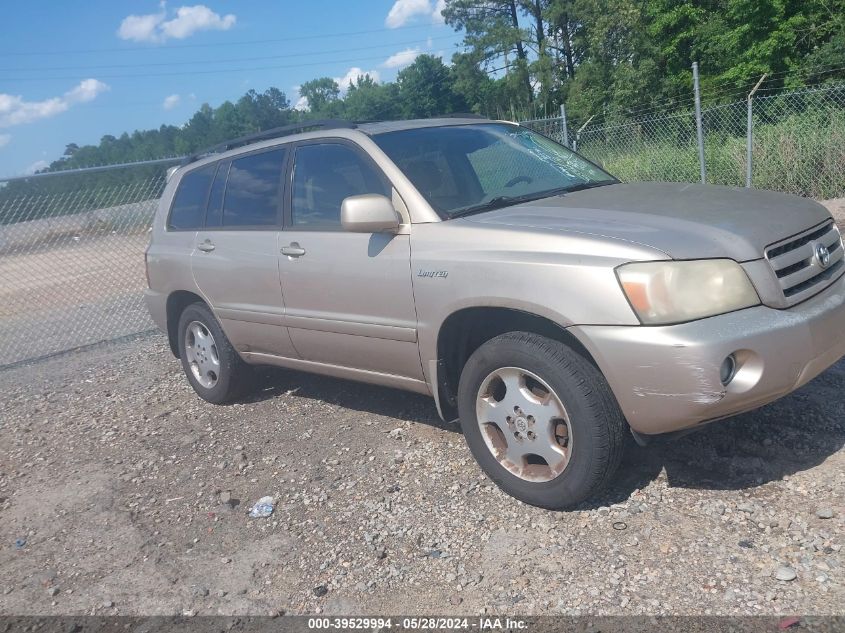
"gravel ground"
0,334,843,617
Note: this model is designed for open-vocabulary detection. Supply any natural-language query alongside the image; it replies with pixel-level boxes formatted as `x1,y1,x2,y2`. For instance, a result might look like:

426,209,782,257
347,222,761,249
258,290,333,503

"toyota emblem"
815,243,831,269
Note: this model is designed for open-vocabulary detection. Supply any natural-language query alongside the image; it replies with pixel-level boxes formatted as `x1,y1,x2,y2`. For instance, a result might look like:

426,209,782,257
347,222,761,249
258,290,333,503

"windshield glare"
372,123,615,218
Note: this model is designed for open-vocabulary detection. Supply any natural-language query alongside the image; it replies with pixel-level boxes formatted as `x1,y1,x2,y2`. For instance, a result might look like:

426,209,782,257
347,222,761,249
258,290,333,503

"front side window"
222,149,285,227
373,123,615,218
291,143,389,228
168,164,215,230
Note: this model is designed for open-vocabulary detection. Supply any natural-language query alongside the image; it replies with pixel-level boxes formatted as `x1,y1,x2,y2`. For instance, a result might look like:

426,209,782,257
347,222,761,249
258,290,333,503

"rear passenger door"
278,140,422,380
191,148,298,358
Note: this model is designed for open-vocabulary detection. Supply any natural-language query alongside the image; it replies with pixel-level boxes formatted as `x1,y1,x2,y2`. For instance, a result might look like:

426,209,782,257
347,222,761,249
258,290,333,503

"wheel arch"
165,290,207,357
433,306,599,421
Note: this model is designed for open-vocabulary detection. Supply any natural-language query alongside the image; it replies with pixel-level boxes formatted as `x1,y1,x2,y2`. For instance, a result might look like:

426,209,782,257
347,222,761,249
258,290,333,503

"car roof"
179,118,509,165
171,117,515,179
357,117,502,134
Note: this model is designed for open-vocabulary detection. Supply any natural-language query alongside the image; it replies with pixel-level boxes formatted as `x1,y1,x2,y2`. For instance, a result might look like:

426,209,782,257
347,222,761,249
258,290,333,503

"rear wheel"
457,332,625,510
177,302,252,404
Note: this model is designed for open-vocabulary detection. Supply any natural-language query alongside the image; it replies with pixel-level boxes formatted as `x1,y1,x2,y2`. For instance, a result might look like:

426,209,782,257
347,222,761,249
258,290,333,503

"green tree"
544,0,580,81
443,0,535,106
396,55,467,117
451,50,502,115
298,77,341,113
235,88,292,130
342,75,402,121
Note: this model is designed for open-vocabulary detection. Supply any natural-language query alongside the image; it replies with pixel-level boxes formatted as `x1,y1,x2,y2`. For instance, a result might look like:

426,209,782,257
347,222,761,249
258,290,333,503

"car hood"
463,182,832,261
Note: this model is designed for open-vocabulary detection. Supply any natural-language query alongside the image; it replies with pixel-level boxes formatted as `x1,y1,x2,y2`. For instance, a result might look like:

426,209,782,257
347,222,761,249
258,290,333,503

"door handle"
280,243,306,257
197,240,215,252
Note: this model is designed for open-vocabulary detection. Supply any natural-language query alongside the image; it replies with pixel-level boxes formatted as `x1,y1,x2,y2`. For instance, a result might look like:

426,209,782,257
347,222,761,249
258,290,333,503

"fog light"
720,354,737,386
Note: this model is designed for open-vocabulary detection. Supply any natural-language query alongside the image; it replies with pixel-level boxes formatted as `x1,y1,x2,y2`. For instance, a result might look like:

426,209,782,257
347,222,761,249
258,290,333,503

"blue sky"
0,1,462,177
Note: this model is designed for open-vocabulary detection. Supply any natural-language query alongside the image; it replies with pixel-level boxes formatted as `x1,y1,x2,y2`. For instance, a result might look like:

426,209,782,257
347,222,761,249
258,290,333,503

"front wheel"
457,332,626,510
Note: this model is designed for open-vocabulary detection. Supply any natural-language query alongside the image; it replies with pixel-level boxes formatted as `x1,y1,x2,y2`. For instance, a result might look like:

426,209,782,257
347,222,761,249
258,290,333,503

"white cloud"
384,0,445,28
432,0,446,23
335,67,380,91
118,4,236,43
293,95,309,111
66,79,109,103
161,5,236,39
385,0,432,28
291,85,311,111
0,133,10,148
383,48,422,69
162,94,181,110
24,160,49,175
118,8,166,42
0,79,109,128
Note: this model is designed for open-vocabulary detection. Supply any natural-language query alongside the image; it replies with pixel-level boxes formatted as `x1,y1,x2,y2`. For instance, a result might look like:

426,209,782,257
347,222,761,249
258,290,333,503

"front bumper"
570,272,845,435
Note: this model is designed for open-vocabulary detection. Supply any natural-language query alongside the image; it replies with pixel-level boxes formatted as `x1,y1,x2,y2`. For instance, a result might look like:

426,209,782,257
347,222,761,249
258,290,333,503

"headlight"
616,259,760,325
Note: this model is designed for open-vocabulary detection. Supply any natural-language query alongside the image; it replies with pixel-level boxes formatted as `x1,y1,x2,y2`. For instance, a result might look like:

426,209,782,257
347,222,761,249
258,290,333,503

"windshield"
372,123,616,219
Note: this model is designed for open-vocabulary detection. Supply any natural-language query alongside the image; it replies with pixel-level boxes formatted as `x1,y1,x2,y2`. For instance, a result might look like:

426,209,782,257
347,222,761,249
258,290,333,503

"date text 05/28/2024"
307,617,528,630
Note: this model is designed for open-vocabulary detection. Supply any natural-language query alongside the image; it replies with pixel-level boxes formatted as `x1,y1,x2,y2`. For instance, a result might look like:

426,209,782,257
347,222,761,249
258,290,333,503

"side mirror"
341,194,401,233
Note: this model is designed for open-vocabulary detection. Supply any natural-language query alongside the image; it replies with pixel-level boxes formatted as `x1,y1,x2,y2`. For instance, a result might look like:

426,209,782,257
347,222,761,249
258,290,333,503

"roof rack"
437,112,488,119
182,119,356,166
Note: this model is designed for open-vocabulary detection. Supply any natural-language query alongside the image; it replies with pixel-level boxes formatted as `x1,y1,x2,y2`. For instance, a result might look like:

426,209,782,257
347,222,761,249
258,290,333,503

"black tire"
177,302,252,404
457,331,626,510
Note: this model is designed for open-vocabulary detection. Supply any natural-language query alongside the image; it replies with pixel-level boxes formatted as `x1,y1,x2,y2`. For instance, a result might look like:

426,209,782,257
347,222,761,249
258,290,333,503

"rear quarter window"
167,164,215,230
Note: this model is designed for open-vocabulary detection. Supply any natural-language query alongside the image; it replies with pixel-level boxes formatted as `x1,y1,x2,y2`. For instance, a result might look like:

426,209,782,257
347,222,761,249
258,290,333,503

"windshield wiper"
447,196,523,219
560,179,618,193
447,180,619,220
447,187,573,219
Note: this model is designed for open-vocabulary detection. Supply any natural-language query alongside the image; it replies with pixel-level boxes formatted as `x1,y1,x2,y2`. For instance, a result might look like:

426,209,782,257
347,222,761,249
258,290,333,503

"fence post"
560,103,570,148
573,115,595,154
692,61,706,184
746,73,767,188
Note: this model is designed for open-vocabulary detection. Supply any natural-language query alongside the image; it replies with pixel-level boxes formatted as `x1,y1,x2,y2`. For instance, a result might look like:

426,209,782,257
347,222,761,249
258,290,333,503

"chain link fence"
749,85,845,197
575,109,701,183
0,161,175,365
519,112,570,146
522,82,845,200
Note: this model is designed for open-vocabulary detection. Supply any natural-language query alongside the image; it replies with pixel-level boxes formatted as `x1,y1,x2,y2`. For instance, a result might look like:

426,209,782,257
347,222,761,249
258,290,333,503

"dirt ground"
0,335,842,617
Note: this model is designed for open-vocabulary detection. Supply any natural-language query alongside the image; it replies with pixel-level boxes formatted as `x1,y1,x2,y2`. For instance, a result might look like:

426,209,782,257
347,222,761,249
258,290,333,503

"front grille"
765,221,845,304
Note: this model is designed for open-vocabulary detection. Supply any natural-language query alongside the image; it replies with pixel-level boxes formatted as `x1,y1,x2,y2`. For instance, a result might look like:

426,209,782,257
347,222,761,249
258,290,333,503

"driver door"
277,140,423,380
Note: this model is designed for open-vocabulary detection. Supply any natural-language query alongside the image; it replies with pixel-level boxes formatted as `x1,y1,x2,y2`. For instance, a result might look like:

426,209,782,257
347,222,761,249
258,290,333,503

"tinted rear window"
168,164,215,230
222,149,285,227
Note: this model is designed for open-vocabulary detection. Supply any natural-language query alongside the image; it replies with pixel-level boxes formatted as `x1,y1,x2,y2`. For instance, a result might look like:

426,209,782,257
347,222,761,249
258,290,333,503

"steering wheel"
505,175,533,188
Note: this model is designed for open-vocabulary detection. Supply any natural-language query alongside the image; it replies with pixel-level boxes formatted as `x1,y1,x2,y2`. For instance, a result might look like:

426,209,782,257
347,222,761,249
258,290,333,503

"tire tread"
458,331,626,509
177,302,252,404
